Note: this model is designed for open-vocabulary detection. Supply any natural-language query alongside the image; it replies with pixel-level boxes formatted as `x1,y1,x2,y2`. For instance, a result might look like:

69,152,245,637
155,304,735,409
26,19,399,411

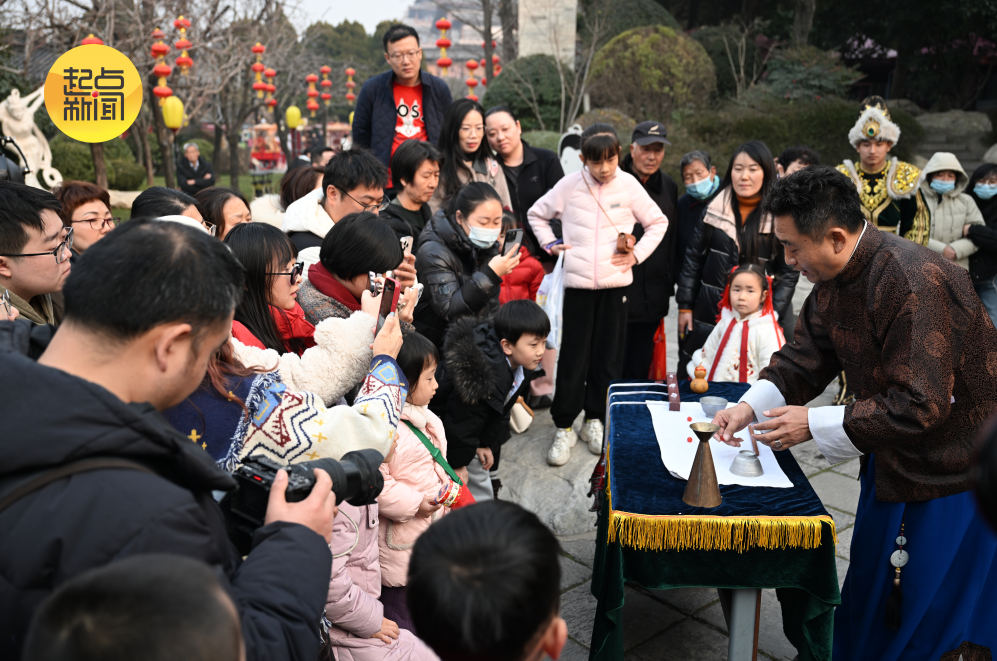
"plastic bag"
649,319,668,380
536,251,565,352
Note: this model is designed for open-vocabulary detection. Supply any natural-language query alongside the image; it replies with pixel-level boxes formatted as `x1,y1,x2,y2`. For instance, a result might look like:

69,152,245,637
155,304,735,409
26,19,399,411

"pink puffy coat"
325,502,438,661
377,404,449,588
527,167,669,290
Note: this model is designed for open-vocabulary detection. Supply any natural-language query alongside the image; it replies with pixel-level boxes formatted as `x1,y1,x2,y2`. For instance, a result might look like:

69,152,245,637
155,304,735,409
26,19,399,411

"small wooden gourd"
690,363,709,394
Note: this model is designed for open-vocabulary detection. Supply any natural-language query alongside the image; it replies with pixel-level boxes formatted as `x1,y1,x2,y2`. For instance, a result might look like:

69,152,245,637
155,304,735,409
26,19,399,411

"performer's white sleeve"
738,379,785,422
808,406,863,465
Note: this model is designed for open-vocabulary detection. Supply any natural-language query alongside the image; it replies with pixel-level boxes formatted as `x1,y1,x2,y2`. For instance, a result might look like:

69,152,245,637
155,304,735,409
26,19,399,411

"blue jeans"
974,276,997,327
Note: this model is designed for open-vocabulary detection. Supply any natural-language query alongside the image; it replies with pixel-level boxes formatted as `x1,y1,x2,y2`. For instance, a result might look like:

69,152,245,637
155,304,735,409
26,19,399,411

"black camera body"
222,449,384,554
0,136,28,184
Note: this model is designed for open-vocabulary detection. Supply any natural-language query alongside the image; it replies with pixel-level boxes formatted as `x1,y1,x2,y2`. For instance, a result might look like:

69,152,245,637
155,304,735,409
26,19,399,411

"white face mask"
467,225,500,248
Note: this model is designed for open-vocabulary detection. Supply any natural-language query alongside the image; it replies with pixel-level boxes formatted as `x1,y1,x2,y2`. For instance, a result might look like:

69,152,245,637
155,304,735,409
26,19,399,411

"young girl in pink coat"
377,331,451,632
323,438,438,661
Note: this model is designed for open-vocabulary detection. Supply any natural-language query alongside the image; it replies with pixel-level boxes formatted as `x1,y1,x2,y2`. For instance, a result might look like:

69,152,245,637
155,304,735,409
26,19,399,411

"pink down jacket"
325,502,438,661
527,167,669,290
377,404,450,588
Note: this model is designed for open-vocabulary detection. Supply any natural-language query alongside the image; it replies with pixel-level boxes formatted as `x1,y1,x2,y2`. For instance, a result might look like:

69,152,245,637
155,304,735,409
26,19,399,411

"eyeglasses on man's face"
0,227,74,264
70,215,119,231
340,188,384,213
268,261,304,285
388,49,421,63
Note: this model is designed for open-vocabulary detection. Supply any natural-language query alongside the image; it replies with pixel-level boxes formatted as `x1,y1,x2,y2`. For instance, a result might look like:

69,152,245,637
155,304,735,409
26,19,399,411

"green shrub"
765,47,863,101
482,55,564,132
590,26,716,120
178,137,214,162
521,131,561,152
580,0,681,44
107,159,146,191
690,26,763,99
575,108,637,147
50,134,94,182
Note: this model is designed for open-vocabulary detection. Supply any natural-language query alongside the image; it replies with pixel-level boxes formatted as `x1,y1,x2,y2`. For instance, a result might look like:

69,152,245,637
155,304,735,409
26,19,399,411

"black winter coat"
503,141,565,263
968,194,997,283
0,320,331,661
621,154,679,322
673,191,717,284
676,205,799,339
429,317,537,469
176,155,215,196
351,70,453,168
379,198,433,243
413,211,502,350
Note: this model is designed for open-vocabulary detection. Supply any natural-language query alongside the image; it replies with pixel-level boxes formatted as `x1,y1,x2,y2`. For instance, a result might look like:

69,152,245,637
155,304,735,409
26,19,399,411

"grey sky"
294,0,411,32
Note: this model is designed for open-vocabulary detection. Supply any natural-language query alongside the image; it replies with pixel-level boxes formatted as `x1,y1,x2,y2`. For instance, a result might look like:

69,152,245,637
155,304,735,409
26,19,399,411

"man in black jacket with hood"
0,218,337,661
620,121,678,379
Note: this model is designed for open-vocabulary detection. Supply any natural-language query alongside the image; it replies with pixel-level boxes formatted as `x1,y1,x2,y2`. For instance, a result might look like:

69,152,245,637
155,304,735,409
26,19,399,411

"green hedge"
50,134,147,190
481,55,564,132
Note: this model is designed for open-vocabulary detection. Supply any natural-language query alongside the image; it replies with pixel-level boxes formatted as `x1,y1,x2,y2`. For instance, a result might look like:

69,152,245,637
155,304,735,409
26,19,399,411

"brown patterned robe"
761,224,997,502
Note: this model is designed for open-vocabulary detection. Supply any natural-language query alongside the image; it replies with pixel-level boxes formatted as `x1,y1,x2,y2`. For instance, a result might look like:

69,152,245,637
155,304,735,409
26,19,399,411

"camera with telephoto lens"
221,450,383,554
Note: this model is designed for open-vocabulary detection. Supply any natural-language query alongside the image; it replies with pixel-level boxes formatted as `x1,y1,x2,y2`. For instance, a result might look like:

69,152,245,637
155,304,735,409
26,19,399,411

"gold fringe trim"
607,511,837,553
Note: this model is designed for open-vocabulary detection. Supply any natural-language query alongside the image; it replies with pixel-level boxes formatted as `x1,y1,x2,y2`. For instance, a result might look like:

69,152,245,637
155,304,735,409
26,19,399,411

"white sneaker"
580,418,604,455
547,428,577,466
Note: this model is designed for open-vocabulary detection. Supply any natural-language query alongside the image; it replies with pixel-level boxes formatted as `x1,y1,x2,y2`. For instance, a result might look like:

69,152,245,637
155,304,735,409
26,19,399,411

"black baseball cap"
632,121,671,146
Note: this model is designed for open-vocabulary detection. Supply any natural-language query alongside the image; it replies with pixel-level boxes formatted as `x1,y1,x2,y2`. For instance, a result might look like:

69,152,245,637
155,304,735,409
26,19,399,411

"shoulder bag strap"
0,458,155,514
582,173,626,235
403,420,463,486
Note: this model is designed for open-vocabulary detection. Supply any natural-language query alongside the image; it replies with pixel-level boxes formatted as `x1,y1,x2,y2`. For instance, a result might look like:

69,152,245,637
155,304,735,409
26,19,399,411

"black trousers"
551,288,628,428
622,320,659,380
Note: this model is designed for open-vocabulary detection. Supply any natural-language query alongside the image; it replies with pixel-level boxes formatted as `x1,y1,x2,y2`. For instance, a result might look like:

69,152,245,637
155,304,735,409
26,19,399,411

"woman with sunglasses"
224,223,316,356
53,181,117,264
430,98,512,214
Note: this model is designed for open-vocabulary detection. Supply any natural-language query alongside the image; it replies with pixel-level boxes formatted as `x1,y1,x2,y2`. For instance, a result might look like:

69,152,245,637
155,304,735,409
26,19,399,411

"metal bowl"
699,396,728,418
729,450,765,478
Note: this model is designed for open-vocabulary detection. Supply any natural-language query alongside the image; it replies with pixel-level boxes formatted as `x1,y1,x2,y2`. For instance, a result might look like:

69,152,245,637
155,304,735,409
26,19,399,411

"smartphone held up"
376,277,400,333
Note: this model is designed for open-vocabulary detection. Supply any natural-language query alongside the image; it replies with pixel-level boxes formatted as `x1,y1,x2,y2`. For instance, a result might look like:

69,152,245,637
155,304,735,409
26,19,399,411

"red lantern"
153,86,173,99
466,78,478,88
305,73,319,83
253,81,267,93
266,83,276,94
151,42,170,58
266,98,278,108
481,78,488,87
481,40,497,48
466,60,479,70
345,67,356,77
264,68,277,79
175,55,193,70
436,37,451,49
345,67,357,106
320,65,332,75
81,34,103,45
467,94,479,102
435,18,452,30
175,38,192,50
437,57,453,69
153,63,172,78
321,92,332,101
480,58,486,68
252,63,265,74
173,16,191,30
346,93,356,102
320,79,332,88
307,88,319,98
493,54,501,63
435,18,452,75
345,80,356,89
252,42,266,55
151,28,165,39
307,99,320,113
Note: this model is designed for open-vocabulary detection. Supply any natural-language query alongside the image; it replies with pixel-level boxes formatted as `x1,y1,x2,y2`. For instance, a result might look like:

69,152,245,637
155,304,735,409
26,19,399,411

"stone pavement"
500,279,863,659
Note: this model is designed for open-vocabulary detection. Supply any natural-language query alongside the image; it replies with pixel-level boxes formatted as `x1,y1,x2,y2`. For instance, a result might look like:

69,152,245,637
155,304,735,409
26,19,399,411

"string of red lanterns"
465,59,479,102
435,18,452,75
305,73,320,117
151,28,172,105
174,16,193,75
345,68,357,105
264,67,278,110
320,65,333,107
251,42,267,98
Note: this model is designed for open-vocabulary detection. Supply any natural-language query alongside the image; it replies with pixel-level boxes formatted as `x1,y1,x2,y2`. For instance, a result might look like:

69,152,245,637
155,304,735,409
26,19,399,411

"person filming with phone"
414,182,520,351
0,218,337,661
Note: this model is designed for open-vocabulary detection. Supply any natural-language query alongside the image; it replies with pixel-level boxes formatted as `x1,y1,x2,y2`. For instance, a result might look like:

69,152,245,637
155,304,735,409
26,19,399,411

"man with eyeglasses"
352,23,453,173
0,182,71,325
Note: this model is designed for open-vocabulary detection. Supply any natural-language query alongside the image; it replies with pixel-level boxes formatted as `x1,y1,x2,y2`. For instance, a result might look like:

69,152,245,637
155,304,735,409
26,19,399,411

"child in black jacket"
431,300,549,500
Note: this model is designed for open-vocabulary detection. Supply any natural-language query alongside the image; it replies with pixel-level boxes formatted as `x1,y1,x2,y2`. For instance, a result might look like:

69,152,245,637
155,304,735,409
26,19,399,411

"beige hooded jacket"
919,152,985,269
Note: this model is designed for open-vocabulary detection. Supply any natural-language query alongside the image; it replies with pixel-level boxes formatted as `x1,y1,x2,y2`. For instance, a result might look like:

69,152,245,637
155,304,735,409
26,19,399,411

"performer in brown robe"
714,165,997,660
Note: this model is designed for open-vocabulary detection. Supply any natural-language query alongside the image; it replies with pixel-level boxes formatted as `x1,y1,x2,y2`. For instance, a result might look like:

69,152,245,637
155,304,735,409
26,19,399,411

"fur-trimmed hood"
442,316,505,407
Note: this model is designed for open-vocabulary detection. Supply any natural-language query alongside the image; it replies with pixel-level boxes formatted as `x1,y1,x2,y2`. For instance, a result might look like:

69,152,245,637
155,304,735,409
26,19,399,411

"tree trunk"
890,48,908,100
483,0,494,84
687,0,699,29
499,0,517,62
228,128,241,190
140,125,154,186
213,123,225,173
792,0,816,47
148,81,176,189
91,142,109,189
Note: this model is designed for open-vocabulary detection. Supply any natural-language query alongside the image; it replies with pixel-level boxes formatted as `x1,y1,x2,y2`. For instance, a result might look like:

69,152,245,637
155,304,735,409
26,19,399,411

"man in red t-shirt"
388,78,428,186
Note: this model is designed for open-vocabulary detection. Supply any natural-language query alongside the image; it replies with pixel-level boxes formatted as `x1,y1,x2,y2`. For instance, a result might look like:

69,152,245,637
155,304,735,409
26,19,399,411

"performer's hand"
712,402,754,446
749,406,813,450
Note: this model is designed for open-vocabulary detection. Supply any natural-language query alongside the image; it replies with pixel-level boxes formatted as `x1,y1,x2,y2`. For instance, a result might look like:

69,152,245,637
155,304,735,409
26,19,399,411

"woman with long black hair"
430,98,512,214
223,223,315,356
676,140,799,373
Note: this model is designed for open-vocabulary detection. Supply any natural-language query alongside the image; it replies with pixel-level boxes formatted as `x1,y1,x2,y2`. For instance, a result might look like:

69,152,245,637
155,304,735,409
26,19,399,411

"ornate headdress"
848,96,901,148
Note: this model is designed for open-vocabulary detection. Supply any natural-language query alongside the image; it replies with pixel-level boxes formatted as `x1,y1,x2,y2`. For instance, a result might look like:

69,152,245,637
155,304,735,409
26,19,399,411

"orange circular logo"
44,44,142,143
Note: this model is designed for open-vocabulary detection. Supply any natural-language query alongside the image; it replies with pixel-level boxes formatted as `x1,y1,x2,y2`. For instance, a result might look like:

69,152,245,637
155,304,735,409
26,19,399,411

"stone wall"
913,109,994,173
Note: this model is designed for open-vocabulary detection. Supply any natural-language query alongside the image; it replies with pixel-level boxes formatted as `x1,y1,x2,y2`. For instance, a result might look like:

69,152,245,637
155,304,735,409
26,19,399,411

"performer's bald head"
765,166,866,284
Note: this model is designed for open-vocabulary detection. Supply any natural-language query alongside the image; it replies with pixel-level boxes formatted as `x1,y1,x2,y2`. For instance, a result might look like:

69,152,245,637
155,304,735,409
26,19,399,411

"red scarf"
270,303,316,355
308,262,362,312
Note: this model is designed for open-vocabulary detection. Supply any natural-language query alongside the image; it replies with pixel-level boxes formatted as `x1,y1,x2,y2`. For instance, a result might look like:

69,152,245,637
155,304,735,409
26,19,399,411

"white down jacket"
527,167,668,290
920,152,985,269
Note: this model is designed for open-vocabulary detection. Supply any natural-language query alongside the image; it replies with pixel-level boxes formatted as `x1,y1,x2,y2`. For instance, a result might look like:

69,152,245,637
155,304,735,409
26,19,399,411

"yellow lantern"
285,105,302,130
162,95,184,131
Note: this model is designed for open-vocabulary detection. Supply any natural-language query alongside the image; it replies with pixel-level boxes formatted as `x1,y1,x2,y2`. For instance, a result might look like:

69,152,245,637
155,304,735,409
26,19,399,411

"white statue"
0,88,62,189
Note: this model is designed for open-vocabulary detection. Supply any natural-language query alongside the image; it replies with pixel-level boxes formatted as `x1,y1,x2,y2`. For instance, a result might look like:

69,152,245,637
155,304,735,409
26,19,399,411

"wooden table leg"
726,588,761,661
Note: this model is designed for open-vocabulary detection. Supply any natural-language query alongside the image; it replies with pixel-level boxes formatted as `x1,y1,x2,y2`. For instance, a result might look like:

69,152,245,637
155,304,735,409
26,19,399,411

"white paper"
645,401,794,489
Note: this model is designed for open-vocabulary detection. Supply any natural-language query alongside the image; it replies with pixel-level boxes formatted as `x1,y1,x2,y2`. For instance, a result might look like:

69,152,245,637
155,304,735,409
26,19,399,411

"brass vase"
682,422,723,508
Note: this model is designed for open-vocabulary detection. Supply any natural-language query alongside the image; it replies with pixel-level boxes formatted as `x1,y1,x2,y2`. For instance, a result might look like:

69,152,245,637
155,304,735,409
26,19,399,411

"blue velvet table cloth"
589,381,841,661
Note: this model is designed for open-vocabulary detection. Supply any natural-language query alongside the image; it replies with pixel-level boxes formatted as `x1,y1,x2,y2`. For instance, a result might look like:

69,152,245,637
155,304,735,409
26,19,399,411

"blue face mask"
467,225,500,248
687,175,719,200
975,183,997,200
930,179,956,195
